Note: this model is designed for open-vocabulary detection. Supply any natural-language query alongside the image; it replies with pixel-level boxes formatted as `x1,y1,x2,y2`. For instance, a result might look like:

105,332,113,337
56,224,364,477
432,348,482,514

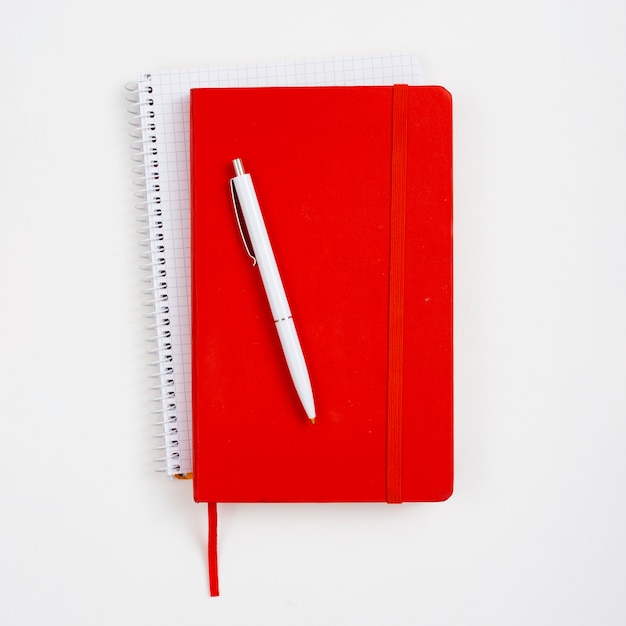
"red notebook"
190,85,452,592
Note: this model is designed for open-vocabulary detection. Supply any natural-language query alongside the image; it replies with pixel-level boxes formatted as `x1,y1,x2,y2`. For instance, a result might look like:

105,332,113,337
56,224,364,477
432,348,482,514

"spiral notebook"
126,54,424,477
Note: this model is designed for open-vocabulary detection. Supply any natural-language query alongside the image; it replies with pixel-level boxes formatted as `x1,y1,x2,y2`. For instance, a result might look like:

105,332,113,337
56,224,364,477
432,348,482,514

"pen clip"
229,179,257,266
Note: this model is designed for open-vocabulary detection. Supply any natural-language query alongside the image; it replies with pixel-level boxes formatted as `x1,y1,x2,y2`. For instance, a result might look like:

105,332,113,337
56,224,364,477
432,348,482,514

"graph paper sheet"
134,54,424,475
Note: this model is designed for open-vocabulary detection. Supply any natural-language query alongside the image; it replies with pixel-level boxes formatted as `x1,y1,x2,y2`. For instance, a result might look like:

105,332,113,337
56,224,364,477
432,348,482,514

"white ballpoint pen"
229,158,316,423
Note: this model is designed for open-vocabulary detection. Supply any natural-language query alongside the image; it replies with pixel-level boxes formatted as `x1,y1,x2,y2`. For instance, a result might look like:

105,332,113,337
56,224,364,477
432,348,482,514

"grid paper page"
140,54,423,475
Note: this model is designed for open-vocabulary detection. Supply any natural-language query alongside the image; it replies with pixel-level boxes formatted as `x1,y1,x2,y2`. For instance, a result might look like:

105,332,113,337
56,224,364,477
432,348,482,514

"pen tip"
311,418,316,425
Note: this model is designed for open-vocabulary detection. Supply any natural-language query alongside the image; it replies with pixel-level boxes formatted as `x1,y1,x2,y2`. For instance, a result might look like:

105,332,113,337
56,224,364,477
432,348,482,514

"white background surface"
1,1,625,624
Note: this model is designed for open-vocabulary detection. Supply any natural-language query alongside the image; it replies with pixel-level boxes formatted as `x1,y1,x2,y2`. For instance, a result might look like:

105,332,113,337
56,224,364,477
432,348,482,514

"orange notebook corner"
190,85,453,506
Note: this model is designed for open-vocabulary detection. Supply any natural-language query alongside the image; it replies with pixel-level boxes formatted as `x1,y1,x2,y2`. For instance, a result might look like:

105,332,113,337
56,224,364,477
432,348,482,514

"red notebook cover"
190,85,453,505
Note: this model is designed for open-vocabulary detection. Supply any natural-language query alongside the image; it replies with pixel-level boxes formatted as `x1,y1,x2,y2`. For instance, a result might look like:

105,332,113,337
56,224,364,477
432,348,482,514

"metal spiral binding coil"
126,76,182,476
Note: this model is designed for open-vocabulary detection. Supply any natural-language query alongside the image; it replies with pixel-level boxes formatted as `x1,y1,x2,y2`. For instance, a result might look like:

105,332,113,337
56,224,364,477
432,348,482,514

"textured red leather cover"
190,85,453,503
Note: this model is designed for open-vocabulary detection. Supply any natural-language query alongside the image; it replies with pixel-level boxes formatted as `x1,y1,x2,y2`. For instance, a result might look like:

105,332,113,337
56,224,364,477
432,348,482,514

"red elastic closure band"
387,84,409,504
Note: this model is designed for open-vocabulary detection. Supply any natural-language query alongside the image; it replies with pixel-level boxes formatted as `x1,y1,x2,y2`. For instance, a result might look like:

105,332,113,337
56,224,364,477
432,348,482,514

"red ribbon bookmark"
208,502,219,596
